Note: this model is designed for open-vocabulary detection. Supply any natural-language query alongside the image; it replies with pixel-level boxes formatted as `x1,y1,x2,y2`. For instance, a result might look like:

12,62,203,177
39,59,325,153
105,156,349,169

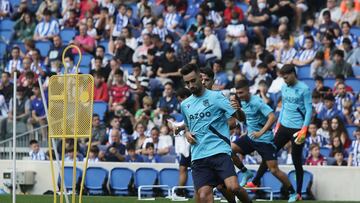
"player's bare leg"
197,185,214,203
177,166,188,196
224,176,252,203
216,184,236,203
266,160,295,192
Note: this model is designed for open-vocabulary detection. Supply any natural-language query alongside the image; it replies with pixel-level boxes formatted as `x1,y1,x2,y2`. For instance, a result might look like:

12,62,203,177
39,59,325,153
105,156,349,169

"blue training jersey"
279,81,312,129
181,89,235,161
241,95,274,143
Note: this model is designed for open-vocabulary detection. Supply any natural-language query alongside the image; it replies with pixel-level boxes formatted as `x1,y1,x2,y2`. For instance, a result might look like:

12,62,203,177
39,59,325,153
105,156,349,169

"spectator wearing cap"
33,9,60,41
311,51,332,78
318,94,345,121
314,76,332,98
127,63,150,109
157,48,182,88
7,86,31,128
110,37,134,64
330,49,354,78
153,17,169,41
5,47,22,75
94,71,109,103
14,11,36,41
132,33,153,63
0,72,13,104
176,35,198,67
292,36,317,66
27,83,47,141
71,24,96,54
198,26,222,65
276,33,297,65
225,11,248,62
212,60,229,90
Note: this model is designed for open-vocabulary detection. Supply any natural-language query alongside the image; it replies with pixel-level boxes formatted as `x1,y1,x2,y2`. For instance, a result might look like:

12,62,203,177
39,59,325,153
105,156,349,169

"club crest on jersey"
203,99,209,107
186,104,191,108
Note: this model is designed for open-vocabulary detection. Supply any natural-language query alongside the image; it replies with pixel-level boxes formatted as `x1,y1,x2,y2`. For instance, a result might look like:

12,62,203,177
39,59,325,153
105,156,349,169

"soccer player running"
230,79,298,202
180,64,252,203
246,64,312,202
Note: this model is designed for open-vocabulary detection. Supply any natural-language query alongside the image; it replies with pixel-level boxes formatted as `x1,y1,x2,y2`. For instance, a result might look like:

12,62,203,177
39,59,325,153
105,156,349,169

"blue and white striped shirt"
34,19,60,38
0,0,10,19
153,26,168,41
5,59,23,73
206,11,222,26
295,49,316,62
112,13,128,36
279,48,297,64
336,34,358,48
165,13,179,32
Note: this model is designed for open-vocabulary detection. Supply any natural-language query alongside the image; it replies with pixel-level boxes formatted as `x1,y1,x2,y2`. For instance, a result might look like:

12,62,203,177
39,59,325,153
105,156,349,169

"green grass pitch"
0,195,356,203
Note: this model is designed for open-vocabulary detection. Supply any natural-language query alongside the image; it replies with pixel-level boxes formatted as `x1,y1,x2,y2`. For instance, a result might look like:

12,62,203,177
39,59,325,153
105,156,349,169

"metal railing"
0,124,48,160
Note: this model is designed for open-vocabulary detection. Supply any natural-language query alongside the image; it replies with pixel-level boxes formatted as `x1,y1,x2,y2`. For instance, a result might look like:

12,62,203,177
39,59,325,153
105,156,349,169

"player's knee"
228,184,240,193
198,190,211,202
269,166,279,175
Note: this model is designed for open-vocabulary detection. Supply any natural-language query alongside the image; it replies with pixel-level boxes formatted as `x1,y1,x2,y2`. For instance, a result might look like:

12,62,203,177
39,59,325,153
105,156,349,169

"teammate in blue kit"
180,64,251,203
230,79,297,202
247,64,313,202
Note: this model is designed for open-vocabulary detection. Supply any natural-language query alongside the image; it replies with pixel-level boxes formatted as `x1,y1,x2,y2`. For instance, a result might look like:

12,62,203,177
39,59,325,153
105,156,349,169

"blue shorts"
233,135,277,161
191,153,236,190
179,153,191,167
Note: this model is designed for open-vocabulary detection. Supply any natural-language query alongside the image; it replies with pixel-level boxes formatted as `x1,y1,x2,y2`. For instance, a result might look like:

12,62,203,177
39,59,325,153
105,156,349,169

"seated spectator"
333,74,354,95
133,122,148,152
305,123,327,149
30,49,46,77
348,127,360,166
0,72,13,104
143,142,161,163
254,42,272,63
318,94,345,121
86,17,98,40
132,33,153,63
91,57,110,80
27,84,47,140
63,9,78,28
135,96,155,122
335,82,355,111
140,6,153,28
106,116,130,145
156,48,183,87
330,49,354,78
337,22,358,49
212,60,229,90
305,143,326,166
45,35,65,67
0,0,10,19
63,56,76,74
159,124,173,150
71,24,96,54
339,0,359,25
164,4,181,33
198,26,222,65
329,117,351,148
312,91,324,114
225,12,248,62
266,27,281,53
93,71,109,102
344,38,360,66
319,33,336,62
143,127,172,156
295,26,317,50
268,68,285,94
29,139,45,160
318,0,342,24
311,51,332,78
152,34,170,60
127,63,149,108
292,36,317,66
91,114,107,146
121,27,138,51
317,119,331,146
176,35,198,68
109,69,130,112
276,33,297,65
95,7,112,40
156,82,178,114
105,129,126,162
64,146,84,162
318,10,341,39
241,51,261,81
153,17,169,42
88,145,100,162
353,104,360,126
14,12,36,41
110,37,134,65
8,86,30,126
0,93,8,135
125,142,144,162
330,136,347,157
254,80,273,107
91,45,109,70
33,9,60,41
250,63,273,94
332,149,347,166
314,76,332,98
5,47,22,75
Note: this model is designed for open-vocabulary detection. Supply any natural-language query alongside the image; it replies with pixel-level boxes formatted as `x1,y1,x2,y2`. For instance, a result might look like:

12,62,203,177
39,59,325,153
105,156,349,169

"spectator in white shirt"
0,94,8,136
198,26,222,65
164,4,180,33
29,140,46,160
112,4,128,37
33,9,60,41
276,33,297,65
142,127,172,155
0,0,10,19
241,51,261,81
225,12,248,62
5,47,23,74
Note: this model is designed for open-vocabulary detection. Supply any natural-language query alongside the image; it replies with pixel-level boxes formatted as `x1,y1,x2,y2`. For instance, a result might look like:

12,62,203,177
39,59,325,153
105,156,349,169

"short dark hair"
280,33,290,40
164,82,173,88
314,51,324,60
2,72,10,77
29,139,38,145
235,79,250,89
333,49,344,58
323,10,331,17
356,127,360,133
180,64,199,75
133,62,141,69
43,9,51,16
94,56,103,61
90,145,99,154
314,75,324,82
335,74,345,80
305,36,314,42
97,45,105,52
280,64,296,75
312,90,321,99
303,25,312,33
145,142,155,149
324,94,335,101
114,69,124,76
176,88,192,99
257,62,267,69
126,142,136,151
93,113,100,118
342,37,352,46
200,67,214,79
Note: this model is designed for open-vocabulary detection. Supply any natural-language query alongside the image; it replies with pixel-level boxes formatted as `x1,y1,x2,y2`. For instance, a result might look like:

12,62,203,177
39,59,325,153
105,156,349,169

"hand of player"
230,97,241,111
293,126,308,145
273,122,280,134
251,131,263,139
185,131,196,144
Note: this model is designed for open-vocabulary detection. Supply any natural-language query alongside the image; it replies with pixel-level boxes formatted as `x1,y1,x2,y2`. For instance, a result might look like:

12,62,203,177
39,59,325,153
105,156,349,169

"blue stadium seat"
0,18,15,31
319,147,331,158
0,42,6,60
135,168,158,196
297,65,311,79
170,113,183,122
346,125,357,140
109,167,133,195
10,41,26,53
60,29,76,44
185,17,196,30
79,65,90,74
132,28,141,39
159,155,177,163
0,30,13,42
301,78,315,90
159,168,179,196
323,79,336,88
236,2,249,13
85,167,108,195
93,102,108,121
75,54,92,67
35,41,51,57
353,66,360,77
288,170,313,199
129,3,138,18
344,78,360,92
261,171,282,199
122,64,133,75
10,0,21,7
350,27,360,37
98,40,109,54
57,166,82,193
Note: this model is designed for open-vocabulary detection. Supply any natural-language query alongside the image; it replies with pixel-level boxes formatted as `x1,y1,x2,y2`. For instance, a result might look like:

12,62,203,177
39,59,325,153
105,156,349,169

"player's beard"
190,86,201,95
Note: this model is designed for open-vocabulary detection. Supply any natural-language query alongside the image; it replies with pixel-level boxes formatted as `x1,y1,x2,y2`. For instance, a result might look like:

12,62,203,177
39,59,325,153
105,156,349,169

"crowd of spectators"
0,0,359,166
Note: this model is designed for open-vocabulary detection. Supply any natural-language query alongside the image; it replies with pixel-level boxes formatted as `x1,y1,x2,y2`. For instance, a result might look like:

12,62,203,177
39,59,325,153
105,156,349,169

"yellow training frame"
47,45,94,203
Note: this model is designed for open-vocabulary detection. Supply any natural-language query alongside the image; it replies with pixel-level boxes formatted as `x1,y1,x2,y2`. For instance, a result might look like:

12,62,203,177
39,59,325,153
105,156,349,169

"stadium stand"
84,167,108,195
109,167,133,196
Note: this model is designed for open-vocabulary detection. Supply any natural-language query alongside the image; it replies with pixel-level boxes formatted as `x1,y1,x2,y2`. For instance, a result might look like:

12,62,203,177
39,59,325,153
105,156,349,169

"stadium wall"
0,160,359,201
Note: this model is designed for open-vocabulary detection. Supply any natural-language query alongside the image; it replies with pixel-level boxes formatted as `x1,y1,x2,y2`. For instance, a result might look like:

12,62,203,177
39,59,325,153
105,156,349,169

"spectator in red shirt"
94,71,109,102
305,143,326,166
79,0,98,20
224,0,244,25
109,69,130,111
71,24,96,54
333,74,354,94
